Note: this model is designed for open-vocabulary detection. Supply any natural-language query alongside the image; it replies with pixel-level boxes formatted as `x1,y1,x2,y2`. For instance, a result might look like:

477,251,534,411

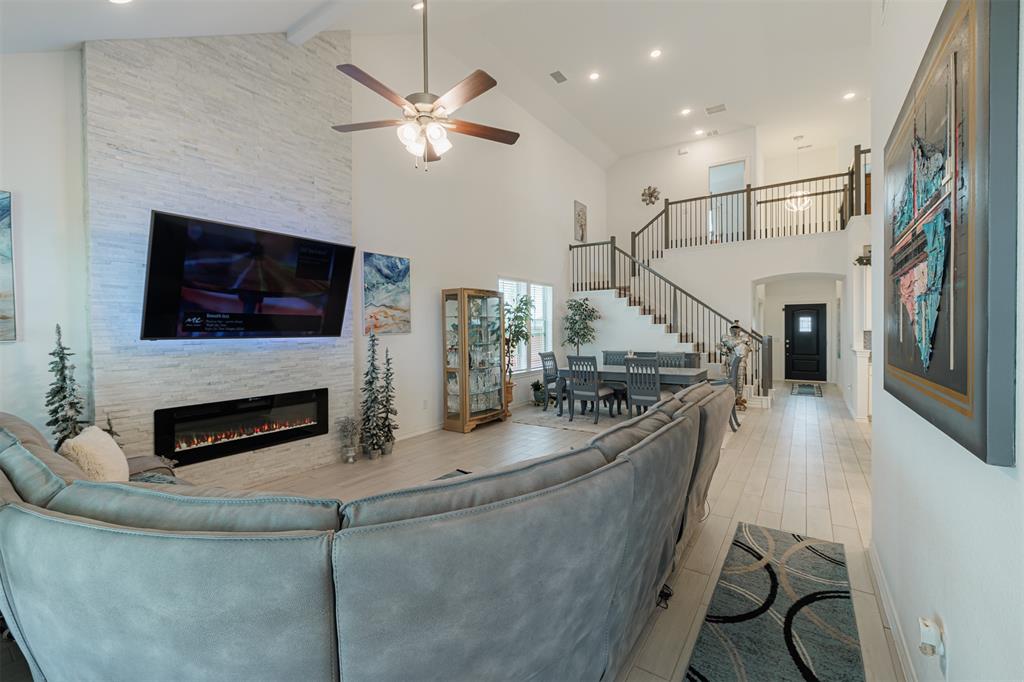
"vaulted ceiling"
1,0,871,165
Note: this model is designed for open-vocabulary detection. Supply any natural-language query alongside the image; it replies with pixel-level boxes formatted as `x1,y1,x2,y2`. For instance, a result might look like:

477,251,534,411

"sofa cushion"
679,386,735,549
341,445,606,528
587,409,672,462
58,426,130,482
0,418,88,485
0,441,67,507
674,381,714,403
46,481,341,532
0,504,337,681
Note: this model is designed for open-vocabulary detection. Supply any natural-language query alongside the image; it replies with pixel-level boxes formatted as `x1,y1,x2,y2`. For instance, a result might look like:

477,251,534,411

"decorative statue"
718,320,751,411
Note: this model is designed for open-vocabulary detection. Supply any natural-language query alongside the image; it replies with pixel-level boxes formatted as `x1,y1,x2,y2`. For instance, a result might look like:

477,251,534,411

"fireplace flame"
175,416,317,452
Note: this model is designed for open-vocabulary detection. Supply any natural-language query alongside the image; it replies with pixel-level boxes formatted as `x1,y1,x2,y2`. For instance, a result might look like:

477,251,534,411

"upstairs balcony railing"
632,145,871,264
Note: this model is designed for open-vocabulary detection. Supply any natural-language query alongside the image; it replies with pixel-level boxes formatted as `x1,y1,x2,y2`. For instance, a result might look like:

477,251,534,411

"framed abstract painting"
362,252,411,335
883,0,1017,465
0,191,14,342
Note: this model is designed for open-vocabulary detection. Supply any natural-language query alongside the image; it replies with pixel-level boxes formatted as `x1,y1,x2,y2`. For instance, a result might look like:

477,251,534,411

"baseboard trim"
395,423,443,441
867,544,918,682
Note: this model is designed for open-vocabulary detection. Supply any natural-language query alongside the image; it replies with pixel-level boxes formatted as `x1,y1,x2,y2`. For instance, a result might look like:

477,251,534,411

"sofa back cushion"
0,441,67,507
47,481,341,532
332,459,633,681
341,445,606,528
587,409,672,462
0,469,21,505
679,386,735,549
0,416,88,489
605,412,700,676
0,504,337,681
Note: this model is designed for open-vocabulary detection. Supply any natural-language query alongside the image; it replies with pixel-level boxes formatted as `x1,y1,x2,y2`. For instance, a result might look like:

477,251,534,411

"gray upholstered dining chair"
566,355,615,424
656,351,686,368
623,357,674,417
710,353,743,431
539,351,568,413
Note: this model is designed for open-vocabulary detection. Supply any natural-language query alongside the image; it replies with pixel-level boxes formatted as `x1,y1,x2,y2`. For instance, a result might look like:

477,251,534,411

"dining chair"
710,353,743,431
600,351,628,414
656,351,686,368
635,351,658,359
539,351,567,414
566,355,615,424
623,357,675,417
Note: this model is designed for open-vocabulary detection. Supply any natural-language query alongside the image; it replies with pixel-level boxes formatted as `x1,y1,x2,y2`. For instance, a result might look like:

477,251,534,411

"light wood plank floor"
259,382,902,682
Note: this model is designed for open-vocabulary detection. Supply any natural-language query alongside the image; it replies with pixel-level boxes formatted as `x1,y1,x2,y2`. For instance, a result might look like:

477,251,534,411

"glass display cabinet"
442,288,507,433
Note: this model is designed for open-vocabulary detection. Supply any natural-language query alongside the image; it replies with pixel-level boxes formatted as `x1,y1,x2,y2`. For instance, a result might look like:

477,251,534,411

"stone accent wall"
83,32,353,487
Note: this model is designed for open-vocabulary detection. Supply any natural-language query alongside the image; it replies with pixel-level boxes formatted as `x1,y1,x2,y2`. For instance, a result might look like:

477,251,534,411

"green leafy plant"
45,324,86,449
529,380,544,392
561,297,600,355
503,295,533,382
337,416,358,449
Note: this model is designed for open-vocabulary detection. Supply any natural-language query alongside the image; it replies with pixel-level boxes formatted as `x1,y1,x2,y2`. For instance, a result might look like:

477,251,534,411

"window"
798,315,813,333
498,278,553,373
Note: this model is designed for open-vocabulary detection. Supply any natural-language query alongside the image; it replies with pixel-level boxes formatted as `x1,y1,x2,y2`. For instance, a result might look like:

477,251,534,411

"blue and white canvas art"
0,191,14,341
363,252,411,335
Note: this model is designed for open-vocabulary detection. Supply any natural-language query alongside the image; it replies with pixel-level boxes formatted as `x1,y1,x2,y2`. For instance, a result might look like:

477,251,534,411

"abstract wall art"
573,200,587,243
0,191,14,342
883,0,1017,465
363,252,411,335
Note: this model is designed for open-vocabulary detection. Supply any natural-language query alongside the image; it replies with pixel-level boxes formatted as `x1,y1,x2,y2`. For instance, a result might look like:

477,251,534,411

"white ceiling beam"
287,1,352,46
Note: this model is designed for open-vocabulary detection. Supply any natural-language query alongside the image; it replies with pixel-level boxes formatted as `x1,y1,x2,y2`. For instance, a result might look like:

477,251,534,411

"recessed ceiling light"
412,1,424,9
680,108,692,116
109,0,133,3
694,129,704,136
589,72,600,81
843,91,856,100
649,48,662,59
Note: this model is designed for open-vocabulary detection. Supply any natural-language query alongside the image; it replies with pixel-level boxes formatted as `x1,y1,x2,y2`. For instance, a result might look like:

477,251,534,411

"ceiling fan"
331,0,520,165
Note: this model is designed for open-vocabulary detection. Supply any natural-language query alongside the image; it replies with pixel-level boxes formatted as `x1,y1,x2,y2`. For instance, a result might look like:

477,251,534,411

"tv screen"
141,211,355,340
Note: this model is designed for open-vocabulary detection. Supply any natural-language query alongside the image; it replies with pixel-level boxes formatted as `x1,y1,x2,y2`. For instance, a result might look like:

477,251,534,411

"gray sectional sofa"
0,382,735,682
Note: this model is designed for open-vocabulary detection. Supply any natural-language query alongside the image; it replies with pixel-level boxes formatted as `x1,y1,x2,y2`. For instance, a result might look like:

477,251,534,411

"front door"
784,304,827,382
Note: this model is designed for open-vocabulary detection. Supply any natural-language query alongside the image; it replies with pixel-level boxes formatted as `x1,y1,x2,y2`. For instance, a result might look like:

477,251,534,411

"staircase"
568,146,871,399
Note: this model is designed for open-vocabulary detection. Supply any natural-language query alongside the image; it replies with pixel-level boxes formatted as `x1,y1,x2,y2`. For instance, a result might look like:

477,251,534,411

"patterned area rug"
791,383,824,397
509,403,633,434
685,523,864,682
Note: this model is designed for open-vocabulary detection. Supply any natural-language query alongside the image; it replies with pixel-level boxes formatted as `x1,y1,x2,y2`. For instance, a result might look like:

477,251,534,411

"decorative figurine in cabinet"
442,288,507,433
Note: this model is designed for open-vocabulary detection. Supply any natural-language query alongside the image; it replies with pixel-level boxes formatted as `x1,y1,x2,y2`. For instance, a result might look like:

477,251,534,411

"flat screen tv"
141,211,355,340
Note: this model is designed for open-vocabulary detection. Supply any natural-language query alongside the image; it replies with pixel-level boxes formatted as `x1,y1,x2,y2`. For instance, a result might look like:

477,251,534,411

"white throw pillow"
58,426,129,482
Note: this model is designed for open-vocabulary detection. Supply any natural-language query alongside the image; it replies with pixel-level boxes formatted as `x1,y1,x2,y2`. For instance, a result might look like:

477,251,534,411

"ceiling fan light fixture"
397,121,421,146
431,136,453,156
425,121,447,142
405,136,427,157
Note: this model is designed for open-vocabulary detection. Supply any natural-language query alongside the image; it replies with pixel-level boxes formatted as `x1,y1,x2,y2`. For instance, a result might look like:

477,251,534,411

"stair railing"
629,145,870,265
568,239,772,397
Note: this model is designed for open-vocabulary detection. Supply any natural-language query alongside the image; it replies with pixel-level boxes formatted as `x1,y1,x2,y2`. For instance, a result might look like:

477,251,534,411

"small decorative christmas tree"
360,334,384,453
379,347,398,447
45,324,86,449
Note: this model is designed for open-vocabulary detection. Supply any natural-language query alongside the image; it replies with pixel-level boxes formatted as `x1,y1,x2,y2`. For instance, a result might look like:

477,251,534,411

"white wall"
869,3,1024,680
0,51,89,436
606,128,756,243
761,145,841,185
760,275,840,383
350,34,607,437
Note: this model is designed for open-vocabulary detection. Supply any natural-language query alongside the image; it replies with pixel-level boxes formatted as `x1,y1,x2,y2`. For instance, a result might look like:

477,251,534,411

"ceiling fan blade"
425,140,441,163
433,70,497,115
332,120,405,133
448,119,521,145
336,64,413,110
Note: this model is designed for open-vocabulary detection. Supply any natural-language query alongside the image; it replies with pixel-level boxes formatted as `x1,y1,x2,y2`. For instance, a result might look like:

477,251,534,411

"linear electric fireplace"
154,388,329,466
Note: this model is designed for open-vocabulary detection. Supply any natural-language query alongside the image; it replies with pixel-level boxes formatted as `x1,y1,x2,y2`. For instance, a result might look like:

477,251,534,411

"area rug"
685,523,864,682
509,403,633,434
791,383,824,397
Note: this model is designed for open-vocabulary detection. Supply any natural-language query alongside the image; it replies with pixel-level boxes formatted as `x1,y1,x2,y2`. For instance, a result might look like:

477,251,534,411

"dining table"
553,365,709,416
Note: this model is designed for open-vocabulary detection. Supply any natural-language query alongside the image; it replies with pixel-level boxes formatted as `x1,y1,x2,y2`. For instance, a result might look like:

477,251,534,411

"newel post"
630,231,637,277
608,235,617,288
744,183,753,241
663,197,671,251
853,144,863,217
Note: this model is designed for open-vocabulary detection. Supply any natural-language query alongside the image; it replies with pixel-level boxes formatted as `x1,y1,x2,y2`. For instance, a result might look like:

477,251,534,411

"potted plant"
561,297,600,355
45,324,86,449
337,416,358,463
530,379,546,406
360,334,384,459
503,294,533,415
379,348,398,455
